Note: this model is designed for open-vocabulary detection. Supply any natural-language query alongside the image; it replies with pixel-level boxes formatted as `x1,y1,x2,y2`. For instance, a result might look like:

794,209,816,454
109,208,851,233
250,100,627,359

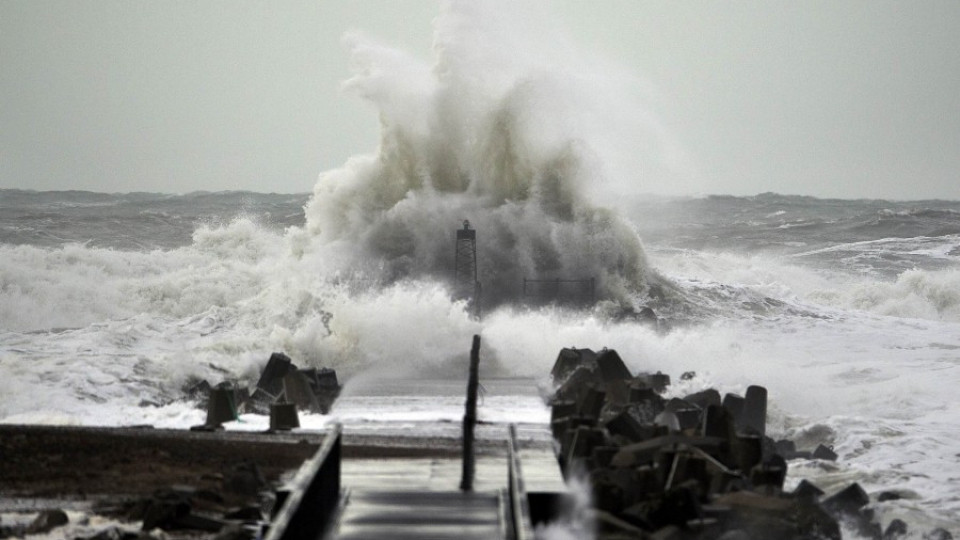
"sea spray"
290,0,696,308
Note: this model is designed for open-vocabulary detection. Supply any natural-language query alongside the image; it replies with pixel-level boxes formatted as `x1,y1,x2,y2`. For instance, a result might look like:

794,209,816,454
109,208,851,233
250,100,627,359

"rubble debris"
545,346,888,540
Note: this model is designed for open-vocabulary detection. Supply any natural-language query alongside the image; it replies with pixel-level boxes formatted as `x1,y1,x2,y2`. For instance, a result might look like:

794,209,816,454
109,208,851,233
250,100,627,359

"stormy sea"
2,3,959,537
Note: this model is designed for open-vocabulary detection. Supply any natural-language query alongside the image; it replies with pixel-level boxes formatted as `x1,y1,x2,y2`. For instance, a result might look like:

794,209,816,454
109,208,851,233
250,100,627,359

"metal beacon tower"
454,220,481,319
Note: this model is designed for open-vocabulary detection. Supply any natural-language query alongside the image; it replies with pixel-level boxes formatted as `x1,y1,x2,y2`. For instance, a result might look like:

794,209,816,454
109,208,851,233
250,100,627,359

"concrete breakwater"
546,346,953,540
2,342,956,540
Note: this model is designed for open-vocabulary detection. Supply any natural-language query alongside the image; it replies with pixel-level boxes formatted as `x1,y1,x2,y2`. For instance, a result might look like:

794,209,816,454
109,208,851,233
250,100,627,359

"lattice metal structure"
454,220,481,318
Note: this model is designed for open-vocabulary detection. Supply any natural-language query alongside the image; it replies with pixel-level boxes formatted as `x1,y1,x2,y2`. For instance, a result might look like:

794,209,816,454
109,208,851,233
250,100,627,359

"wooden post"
460,335,481,491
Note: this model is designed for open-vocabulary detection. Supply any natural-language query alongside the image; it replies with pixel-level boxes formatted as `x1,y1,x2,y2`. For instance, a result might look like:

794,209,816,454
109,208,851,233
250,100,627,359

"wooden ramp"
334,453,517,540
336,490,505,540
265,374,567,540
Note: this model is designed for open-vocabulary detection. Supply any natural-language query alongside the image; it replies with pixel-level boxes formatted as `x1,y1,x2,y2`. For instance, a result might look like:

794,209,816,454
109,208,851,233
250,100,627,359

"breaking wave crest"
290,1,690,307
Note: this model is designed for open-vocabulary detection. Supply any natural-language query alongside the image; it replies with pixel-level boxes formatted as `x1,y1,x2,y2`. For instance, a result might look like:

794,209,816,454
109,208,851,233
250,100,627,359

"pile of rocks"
187,352,341,431
547,347,952,540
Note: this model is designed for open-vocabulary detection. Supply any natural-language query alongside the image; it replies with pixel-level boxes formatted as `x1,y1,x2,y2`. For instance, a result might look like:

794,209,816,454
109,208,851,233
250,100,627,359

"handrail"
508,424,535,540
265,423,342,540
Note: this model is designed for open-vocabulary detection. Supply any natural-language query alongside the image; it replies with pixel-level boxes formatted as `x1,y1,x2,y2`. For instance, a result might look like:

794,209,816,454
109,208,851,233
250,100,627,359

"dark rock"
611,434,724,468
884,518,908,540
680,371,696,381
715,491,801,540
223,462,266,496
636,371,671,393
683,388,721,409
183,379,212,403
142,498,190,531
628,384,663,405
649,524,684,540
877,491,902,502
25,509,68,534
822,482,870,518
589,468,634,513
307,367,339,389
590,446,620,469
813,444,838,461
923,528,954,540
648,481,702,528
173,513,225,532
794,498,842,540
729,435,763,472
792,479,825,501
214,524,257,540
566,426,607,470
750,454,787,491
774,439,796,457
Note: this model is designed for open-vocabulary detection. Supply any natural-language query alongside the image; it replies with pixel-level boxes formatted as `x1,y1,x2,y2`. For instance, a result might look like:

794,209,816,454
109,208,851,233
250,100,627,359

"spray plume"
292,1,689,308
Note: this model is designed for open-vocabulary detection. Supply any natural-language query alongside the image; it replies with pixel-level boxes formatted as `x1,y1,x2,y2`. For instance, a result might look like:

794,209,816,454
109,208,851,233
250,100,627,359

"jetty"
2,337,954,540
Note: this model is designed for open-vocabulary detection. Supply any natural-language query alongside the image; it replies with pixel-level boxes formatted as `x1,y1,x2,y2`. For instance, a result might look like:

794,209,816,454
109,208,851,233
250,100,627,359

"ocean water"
3,2,960,536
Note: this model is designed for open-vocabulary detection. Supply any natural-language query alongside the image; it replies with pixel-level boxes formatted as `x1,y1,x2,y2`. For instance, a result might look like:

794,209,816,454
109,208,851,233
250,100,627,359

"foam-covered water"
2,1,960,535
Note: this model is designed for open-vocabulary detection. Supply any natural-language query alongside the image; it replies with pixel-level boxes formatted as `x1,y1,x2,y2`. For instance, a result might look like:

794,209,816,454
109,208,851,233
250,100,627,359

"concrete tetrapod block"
741,385,767,437
610,435,725,468
282,371,320,412
553,366,599,404
577,385,607,420
793,479,825,501
813,443,839,461
269,403,300,431
256,352,295,397
595,349,632,382
196,386,237,429
604,409,658,442
701,404,735,440
721,392,745,424
822,482,870,518
551,347,595,383
750,454,787,491
550,400,577,423
683,388,722,409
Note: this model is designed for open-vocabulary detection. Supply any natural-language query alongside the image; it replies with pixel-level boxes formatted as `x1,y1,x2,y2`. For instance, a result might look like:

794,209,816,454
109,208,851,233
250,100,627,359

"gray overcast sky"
2,1,959,200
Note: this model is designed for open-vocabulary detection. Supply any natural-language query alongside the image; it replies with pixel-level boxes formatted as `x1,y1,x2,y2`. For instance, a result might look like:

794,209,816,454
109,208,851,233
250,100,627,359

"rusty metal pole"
460,334,481,491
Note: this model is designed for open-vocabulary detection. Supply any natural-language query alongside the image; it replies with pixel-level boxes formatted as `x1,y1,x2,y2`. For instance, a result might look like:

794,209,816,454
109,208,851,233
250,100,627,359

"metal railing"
265,423,342,540
508,424,535,540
